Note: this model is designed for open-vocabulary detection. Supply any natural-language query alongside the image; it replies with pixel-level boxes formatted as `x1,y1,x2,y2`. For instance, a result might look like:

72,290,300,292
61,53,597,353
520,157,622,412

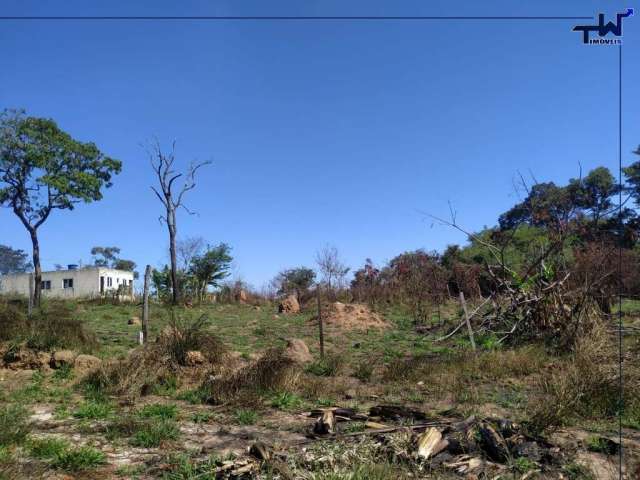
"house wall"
0,268,134,299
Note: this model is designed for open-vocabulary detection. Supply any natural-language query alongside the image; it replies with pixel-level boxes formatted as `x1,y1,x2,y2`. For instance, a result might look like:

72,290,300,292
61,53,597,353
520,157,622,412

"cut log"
364,421,389,429
478,424,509,462
313,410,336,435
249,442,270,461
416,427,448,460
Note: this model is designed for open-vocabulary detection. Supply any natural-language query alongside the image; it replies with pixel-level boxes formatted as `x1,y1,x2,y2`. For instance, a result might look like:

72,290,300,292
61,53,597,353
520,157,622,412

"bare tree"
315,244,350,295
149,140,210,305
176,236,206,272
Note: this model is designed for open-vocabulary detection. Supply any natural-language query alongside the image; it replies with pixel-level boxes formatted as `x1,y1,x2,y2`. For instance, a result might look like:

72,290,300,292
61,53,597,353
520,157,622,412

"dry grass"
201,347,301,405
82,313,231,400
526,321,640,434
384,346,547,384
0,299,97,352
376,346,550,408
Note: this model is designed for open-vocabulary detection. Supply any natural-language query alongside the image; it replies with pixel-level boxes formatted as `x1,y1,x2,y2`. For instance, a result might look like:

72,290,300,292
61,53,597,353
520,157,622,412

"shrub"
162,312,228,366
0,405,30,446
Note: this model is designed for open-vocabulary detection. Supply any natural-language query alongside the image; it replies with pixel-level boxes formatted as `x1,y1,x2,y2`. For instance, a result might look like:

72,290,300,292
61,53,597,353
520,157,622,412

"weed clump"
201,347,301,405
234,408,259,425
130,419,180,448
305,354,343,377
526,323,640,434
0,300,96,352
27,436,70,459
50,446,105,471
0,405,30,447
82,312,230,400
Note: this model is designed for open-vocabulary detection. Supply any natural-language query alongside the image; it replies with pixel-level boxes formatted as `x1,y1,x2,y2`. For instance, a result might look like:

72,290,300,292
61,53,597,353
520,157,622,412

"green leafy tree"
91,246,121,267
189,243,233,302
0,109,121,304
568,167,618,227
152,265,172,300
0,244,32,274
498,182,575,231
91,246,138,278
274,267,316,302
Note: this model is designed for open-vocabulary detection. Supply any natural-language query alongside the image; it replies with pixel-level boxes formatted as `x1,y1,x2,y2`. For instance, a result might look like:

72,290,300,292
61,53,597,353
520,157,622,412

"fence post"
28,272,34,317
317,285,325,359
459,291,476,352
142,265,151,344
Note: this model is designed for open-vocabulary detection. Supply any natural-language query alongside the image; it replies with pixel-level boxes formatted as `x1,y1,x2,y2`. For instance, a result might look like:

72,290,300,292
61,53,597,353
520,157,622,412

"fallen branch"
435,296,491,342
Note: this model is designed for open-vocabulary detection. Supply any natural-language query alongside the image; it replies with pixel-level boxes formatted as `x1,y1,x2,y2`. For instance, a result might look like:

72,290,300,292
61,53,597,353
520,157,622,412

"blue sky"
1,0,638,288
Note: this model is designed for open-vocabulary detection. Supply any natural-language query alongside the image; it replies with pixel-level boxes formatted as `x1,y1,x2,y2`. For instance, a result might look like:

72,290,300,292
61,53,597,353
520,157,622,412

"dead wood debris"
298,404,570,477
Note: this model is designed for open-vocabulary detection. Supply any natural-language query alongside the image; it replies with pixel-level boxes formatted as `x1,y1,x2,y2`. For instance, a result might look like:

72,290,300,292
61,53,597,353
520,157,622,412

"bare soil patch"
311,302,390,331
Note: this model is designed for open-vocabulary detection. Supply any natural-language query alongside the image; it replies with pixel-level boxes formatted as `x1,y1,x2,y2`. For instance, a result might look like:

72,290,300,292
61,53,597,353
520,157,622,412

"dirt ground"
1,300,639,479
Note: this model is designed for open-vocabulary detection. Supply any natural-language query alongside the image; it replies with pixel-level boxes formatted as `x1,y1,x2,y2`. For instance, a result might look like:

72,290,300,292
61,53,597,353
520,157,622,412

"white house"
0,265,135,299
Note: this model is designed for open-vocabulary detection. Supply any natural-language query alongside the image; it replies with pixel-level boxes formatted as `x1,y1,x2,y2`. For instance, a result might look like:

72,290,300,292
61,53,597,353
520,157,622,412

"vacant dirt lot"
1,299,639,479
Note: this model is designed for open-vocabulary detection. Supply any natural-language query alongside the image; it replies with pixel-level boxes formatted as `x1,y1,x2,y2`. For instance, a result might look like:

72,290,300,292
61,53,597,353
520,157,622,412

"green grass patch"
562,462,595,480
512,456,536,473
51,446,105,472
0,405,30,446
52,364,74,381
190,412,212,424
130,420,180,448
151,376,179,396
73,400,113,420
27,436,70,459
138,403,178,420
270,391,303,411
234,409,259,425
9,371,45,403
175,388,208,405
305,355,342,377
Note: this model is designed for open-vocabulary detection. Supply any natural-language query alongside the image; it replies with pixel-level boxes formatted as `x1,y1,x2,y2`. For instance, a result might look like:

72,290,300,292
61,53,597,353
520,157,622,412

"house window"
63,278,74,289
41,280,51,290
107,277,113,287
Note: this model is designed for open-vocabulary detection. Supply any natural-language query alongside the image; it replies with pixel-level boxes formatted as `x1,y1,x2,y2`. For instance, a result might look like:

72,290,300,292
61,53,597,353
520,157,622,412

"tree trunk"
167,208,179,305
142,265,151,343
29,228,42,307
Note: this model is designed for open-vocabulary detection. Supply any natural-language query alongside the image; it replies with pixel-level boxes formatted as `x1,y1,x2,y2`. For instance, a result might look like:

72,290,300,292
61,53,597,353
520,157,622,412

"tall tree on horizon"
0,109,121,305
149,140,210,305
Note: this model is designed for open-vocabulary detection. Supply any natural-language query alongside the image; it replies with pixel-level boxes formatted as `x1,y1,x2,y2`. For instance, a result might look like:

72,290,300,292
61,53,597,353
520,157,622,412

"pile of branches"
436,214,620,349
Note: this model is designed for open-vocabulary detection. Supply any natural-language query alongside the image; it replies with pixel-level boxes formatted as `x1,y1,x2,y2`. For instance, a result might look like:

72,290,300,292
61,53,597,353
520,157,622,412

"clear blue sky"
1,0,638,288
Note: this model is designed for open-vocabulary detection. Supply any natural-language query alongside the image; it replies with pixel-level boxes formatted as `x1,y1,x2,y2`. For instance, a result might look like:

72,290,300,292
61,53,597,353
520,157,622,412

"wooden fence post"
28,272,34,317
142,265,151,344
317,285,325,359
459,291,476,352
